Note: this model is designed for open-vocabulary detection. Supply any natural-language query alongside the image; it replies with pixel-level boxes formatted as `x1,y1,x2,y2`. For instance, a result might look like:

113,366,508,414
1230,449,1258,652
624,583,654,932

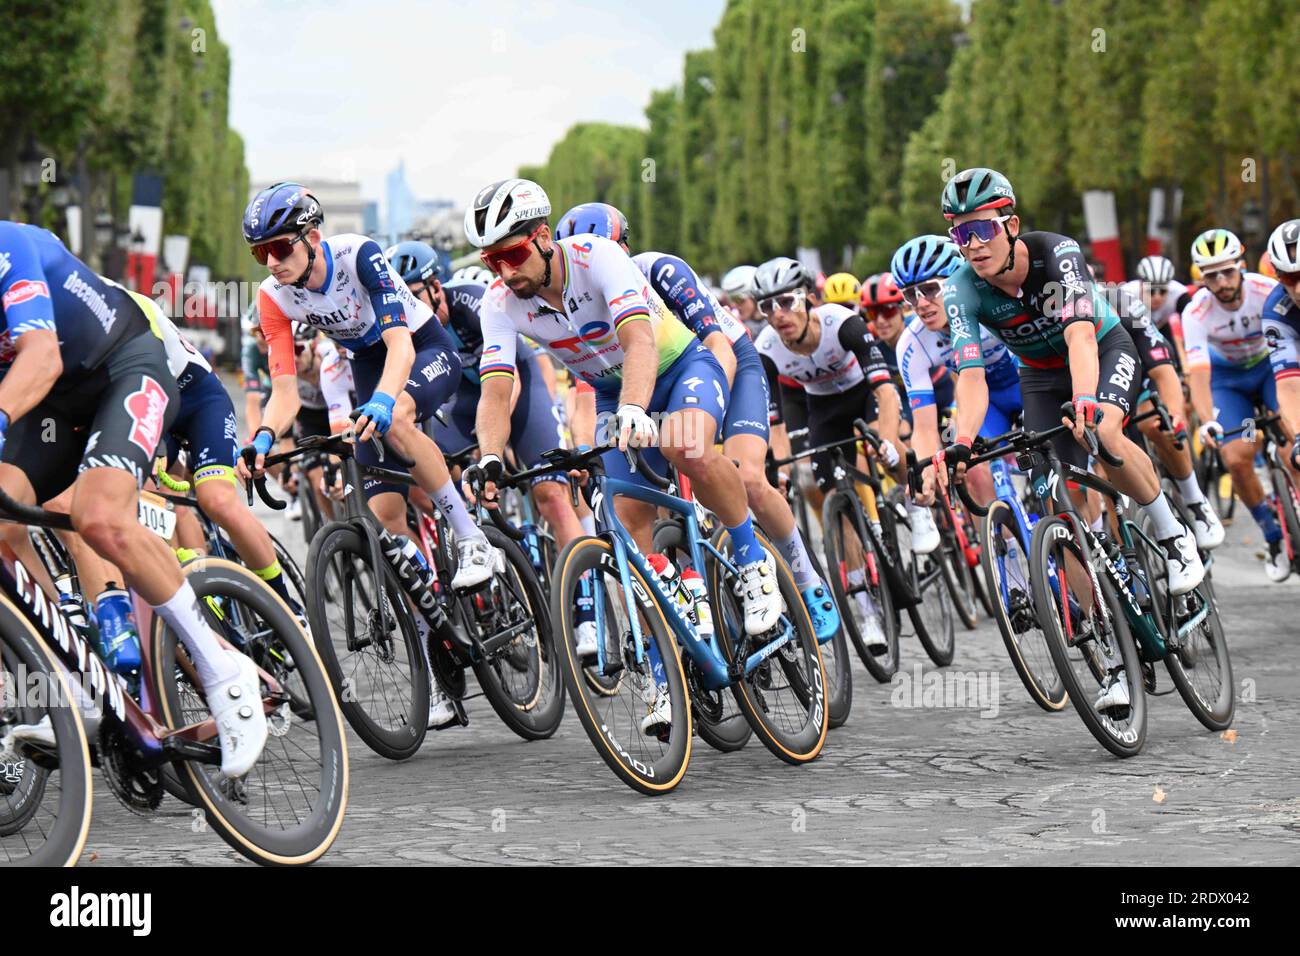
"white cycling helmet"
463,178,551,248
1267,219,1300,274
1136,255,1175,285
1190,228,1244,271
721,265,758,300
450,265,493,286
753,257,814,299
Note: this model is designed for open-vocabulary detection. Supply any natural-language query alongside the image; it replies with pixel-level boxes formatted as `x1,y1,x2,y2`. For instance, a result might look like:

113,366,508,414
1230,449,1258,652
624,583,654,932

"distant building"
385,161,418,243
362,200,380,236
250,179,366,237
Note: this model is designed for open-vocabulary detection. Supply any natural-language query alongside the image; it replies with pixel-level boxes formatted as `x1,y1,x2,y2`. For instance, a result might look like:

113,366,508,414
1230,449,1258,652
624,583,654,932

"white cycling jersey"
1181,272,1277,370
257,233,434,363
477,234,696,392
896,317,1017,409
317,339,356,431
122,286,213,389
753,304,889,395
1118,278,1190,330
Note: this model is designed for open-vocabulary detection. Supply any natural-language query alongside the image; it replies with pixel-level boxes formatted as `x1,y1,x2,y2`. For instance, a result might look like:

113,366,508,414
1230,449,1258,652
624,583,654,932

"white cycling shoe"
574,621,599,657
640,683,672,738
1186,501,1225,551
207,649,268,779
734,551,781,635
285,496,303,522
1159,527,1204,596
428,682,460,730
861,613,888,651
452,534,498,590
1093,673,1132,713
1265,540,1291,583
908,504,941,555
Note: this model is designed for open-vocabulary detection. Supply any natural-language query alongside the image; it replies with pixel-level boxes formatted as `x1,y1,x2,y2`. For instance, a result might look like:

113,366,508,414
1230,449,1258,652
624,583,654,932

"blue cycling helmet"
384,240,442,287
890,234,962,287
243,182,323,244
553,202,630,245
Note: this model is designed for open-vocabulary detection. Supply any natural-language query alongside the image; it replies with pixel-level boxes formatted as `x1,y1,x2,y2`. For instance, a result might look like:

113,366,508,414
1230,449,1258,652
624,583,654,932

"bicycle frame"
588,474,796,691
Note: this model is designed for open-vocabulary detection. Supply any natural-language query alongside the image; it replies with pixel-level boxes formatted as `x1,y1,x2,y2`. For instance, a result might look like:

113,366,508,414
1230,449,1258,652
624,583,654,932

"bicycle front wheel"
551,537,691,795
0,599,92,867
153,557,348,865
822,489,898,681
1030,517,1146,757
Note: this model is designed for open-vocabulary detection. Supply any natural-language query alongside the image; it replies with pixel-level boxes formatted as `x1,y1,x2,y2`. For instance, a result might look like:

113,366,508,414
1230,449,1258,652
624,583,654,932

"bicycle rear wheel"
801,543,853,729
935,501,979,630
1272,463,1300,574
306,521,429,760
708,528,828,765
980,500,1066,711
551,537,691,795
822,489,898,681
0,600,92,867
894,509,955,667
153,558,348,865
652,521,752,752
1031,516,1146,757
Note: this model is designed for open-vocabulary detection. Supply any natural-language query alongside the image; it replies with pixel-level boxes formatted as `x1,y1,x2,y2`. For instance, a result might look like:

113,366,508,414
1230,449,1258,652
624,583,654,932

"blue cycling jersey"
632,251,759,366
0,221,152,375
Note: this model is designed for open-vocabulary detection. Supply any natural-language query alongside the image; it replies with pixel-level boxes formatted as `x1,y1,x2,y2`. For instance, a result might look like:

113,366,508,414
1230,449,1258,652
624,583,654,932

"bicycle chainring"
98,722,163,813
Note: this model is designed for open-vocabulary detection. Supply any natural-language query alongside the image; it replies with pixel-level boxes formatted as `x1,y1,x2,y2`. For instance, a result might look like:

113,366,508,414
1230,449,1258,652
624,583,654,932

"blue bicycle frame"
588,475,797,691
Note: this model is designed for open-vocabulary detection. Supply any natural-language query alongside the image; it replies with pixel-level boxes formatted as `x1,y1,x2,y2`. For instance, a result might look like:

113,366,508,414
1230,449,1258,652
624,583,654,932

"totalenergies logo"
552,320,615,354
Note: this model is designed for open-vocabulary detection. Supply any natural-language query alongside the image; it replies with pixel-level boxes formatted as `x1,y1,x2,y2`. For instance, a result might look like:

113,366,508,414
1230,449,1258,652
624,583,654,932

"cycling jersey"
317,339,357,431
241,334,271,395
1181,273,1276,370
632,250,768,441
1262,283,1300,383
256,233,440,377
1113,286,1174,373
294,338,328,411
754,304,893,396
896,317,1018,410
0,221,152,375
441,278,489,383
945,231,1122,371
123,288,213,392
1118,278,1191,331
477,235,697,393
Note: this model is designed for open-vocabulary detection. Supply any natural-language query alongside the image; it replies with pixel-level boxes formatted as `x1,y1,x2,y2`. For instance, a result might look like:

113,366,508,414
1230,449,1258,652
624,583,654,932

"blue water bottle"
94,587,143,676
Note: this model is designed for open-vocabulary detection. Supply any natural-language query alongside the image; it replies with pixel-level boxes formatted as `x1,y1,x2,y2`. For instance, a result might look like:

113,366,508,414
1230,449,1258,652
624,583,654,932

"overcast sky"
212,0,726,207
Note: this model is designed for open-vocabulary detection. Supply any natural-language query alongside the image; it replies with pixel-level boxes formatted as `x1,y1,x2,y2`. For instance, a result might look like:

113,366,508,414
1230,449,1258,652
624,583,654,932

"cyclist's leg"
509,356,583,547
1215,363,1271,513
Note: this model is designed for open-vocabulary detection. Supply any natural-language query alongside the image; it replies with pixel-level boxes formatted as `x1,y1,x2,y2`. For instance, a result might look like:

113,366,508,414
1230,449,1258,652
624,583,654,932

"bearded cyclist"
1182,228,1286,580
935,170,1204,667
553,202,840,640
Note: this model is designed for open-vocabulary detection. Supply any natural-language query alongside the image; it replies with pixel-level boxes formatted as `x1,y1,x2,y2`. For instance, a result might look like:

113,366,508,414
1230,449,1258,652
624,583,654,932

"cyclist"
1260,219,1300,534
0,220,267,776
1119,255,1192,369
861,271,913,433
822,272,862,312
240,302,272,435
1181,228,1286,580
384,239,582,547
935,169,1203,633
753,255,904,650
894,235,1017,512
234,182,497,592
463,179,786,737
553,202,839,639
721,264,762,338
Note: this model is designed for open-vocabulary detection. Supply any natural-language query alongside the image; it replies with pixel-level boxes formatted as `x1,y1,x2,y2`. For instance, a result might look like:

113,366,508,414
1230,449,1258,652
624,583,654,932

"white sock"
1090,512,1105,533
435,480,483,540
580,512,596,536
774,527,818,589
1175,471,1207,505
1140,491,1183,540
153,581,238,689
846,567,876,614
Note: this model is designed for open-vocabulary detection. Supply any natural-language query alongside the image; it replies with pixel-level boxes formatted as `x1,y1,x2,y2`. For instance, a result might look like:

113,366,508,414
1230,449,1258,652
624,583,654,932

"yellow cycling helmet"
822,272,862,305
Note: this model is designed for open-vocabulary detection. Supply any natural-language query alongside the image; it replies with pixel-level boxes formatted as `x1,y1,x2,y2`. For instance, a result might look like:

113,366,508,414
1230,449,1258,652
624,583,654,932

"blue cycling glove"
357,391,397,437
251,428,275,457
0,409,9,457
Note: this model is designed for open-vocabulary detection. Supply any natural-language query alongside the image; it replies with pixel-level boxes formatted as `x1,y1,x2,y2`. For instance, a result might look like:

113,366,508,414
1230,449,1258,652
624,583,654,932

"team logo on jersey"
608,289,642,309
961,344,981,361
0,252,11,280
123,376,169,456
552,320,615,354
2,279,50,309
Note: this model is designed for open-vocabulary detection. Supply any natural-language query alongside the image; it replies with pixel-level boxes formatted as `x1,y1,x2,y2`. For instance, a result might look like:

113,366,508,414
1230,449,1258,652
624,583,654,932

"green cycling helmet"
942,167,1016,220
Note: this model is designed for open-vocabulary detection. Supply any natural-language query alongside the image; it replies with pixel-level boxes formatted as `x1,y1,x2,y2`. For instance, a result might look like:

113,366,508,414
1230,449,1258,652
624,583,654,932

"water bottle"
680,568,713,642
377,527,440,621
646,553,693,617
1125,548,1151,607
94,587,142,676
1096,533,1130,588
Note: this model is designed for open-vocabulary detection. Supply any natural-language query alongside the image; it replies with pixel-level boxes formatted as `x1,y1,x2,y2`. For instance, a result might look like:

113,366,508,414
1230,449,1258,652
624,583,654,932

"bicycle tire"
979,500,1067,711
651,521,752,752
550,536,691,795
801,542,853,729
894,510,955,667
1272,465,1300,572
822,489,898,681
306,521,429,760
152,557,348,865
465,526,565,740
0,598,92,867
1031,516,1147,757
936,502,980,630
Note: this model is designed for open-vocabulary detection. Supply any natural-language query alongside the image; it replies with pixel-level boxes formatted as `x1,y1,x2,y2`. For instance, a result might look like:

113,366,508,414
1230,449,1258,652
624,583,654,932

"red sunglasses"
480,225,544,274
250,233,307,266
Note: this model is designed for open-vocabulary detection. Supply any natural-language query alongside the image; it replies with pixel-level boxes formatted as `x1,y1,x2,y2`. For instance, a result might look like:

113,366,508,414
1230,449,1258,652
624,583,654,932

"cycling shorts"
163,368,240,484
806,379,880,493
1211,359,1275,446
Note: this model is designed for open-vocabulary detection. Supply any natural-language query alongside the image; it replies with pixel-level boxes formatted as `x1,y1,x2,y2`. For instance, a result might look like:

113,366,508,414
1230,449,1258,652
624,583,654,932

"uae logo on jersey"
123,375,169,456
